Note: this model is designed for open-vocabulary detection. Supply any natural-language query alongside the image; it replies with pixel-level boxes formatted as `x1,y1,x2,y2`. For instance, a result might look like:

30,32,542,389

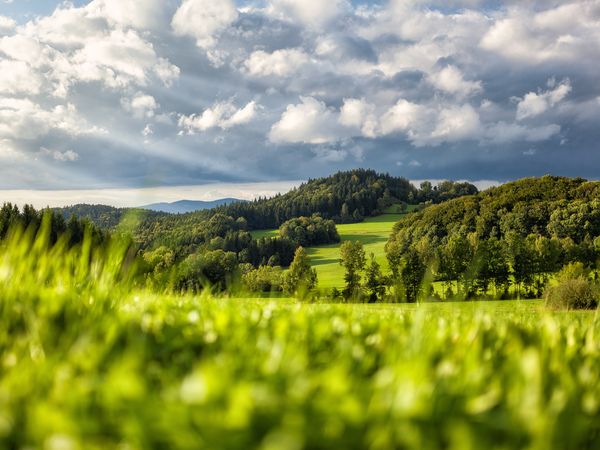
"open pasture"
252,213,406,289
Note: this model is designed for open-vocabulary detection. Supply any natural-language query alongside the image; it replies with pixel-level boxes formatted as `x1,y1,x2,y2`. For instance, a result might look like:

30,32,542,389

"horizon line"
0,178,502,209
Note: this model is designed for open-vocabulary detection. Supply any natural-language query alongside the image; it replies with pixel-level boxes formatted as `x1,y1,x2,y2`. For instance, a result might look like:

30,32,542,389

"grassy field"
308,214,405,289
2,227,600,448
252,213,409,289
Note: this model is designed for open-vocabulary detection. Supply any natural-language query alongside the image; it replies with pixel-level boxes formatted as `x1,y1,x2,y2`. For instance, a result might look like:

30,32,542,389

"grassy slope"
252,210,413,289
308,214,405,289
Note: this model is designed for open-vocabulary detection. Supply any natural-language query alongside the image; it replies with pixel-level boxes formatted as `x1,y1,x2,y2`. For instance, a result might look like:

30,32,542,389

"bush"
544,277,598,310
282,247,317,295
242,265,284,293
557,262,589,281
175,250,238,292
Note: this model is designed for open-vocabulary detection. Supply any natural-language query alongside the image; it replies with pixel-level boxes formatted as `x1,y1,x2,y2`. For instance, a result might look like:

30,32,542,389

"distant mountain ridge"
140,198,243,214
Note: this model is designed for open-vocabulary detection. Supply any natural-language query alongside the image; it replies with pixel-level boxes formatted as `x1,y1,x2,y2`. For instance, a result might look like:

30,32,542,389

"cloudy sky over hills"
0,0,599,196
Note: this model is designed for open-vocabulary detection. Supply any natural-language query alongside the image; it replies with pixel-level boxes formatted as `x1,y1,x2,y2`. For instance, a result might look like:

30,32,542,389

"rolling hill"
57,170,478,253
140,198,243,214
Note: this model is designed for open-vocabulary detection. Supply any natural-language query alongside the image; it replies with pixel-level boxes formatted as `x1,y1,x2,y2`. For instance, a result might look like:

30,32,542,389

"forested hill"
57,204,168,229
212,169,477,229
386,175,600,300
0,203,107,247
58,170,478,235
388,175,600,245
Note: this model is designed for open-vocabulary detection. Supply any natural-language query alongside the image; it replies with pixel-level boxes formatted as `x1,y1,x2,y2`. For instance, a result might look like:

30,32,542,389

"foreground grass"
2,226,600,449
252,214,407,289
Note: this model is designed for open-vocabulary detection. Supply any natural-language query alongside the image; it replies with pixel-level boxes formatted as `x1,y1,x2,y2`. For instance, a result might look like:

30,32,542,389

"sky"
0,0,599,205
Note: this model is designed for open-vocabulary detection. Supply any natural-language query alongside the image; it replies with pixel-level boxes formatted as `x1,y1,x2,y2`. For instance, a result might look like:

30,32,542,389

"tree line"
0,203,106,247
213,169,477,229
58,169,477,249
384,176,600,302
53,170,479,295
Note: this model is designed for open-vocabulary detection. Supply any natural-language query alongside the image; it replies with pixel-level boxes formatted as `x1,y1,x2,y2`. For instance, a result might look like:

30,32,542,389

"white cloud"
21,5,107,47
3,16,180,97
88,0,168,30
270,96,557,148
516,79,571,120
178,100,259,133
121,93,159,119
0,34,58,71
426,104,482,146
0,139,24,160
40,147,80,162
361,5,490,76
379,100,427,136
244,48,311,77
267,0,349,28
0,59,43,95
0,0,596,188
72,29,180,88
172,0,238,49
142,124,154,136
339,98,377,138
429,65,482,98
269,97,343,144
225,101,260,128
480,3,600,64
0,15,15,34
484,122,561,144
0,98,101,141
270,97,428,145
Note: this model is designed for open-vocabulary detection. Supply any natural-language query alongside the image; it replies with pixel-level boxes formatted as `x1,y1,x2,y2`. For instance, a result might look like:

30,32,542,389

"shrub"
175,250,238,292
557,262,589,281
242,265,284,292
282,247,317,295
544,277,598,310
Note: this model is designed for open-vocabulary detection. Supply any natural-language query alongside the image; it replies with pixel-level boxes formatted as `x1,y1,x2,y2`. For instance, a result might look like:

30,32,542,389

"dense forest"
386,176,600,300
1,203,106,247
52,171,478,289
56,204,167,229
7,174,600,302
59,170,476,249
213,169,477,229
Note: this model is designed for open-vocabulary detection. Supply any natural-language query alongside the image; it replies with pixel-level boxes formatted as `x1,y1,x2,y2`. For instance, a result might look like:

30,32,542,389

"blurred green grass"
2,223,600,449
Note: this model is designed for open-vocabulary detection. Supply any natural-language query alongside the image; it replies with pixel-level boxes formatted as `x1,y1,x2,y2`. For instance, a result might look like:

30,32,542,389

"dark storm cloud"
0,0,599,190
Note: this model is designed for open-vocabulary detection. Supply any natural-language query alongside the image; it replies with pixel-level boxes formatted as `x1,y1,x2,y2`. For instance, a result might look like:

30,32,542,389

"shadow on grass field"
306,214,407,289
250,212,412,289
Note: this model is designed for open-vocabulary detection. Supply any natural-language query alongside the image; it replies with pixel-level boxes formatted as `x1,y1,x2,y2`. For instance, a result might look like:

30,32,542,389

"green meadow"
252,212,410,289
